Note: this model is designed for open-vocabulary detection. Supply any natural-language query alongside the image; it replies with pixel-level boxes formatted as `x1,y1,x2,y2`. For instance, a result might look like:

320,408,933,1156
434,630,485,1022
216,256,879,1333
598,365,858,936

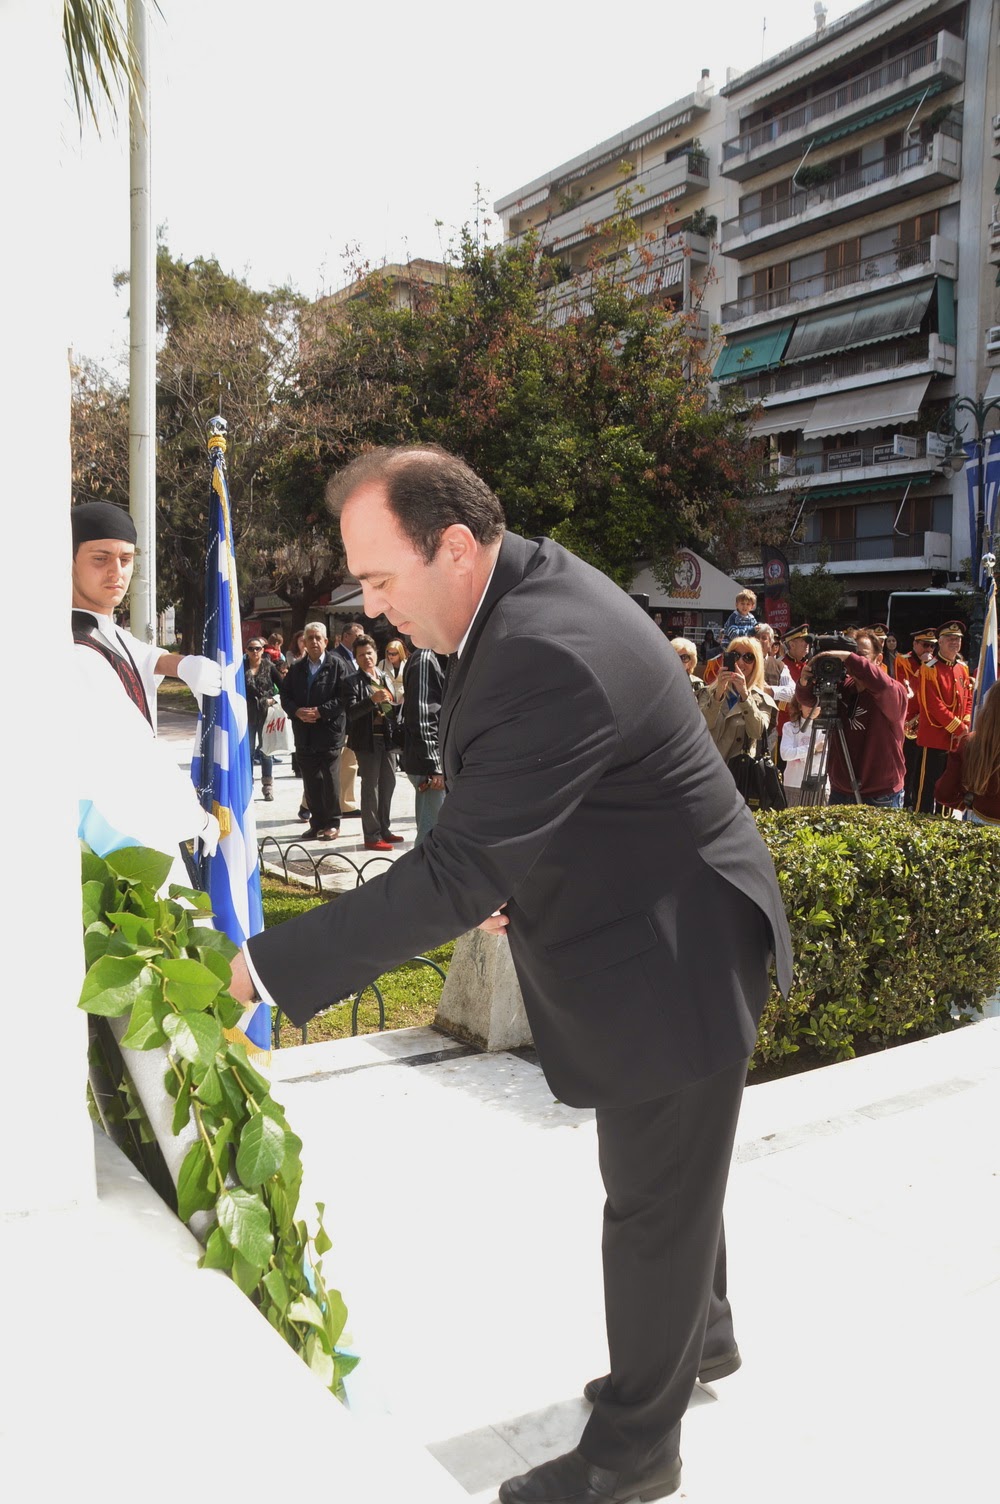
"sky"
63,0,857,373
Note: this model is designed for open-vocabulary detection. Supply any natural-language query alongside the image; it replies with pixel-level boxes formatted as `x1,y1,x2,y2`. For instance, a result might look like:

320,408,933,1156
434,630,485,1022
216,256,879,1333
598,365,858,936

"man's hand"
418,773,445,792
370,686,392,704
296,706,320,722
229,949,257,1006
177,655,223,700
478,904,510,937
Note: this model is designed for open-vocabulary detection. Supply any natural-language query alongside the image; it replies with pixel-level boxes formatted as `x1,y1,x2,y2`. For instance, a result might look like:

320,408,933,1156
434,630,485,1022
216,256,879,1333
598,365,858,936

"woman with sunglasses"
701,635,776,769
243,639,281,800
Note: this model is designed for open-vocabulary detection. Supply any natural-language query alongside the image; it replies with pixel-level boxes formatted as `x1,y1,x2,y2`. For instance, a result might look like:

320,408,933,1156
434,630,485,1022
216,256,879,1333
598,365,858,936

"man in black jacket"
280,621,351,841
400,646,446,844
232,448,792,1504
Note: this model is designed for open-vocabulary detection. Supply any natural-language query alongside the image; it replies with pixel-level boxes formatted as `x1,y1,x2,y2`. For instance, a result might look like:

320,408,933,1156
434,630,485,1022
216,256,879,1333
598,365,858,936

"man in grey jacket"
230,446,792,1504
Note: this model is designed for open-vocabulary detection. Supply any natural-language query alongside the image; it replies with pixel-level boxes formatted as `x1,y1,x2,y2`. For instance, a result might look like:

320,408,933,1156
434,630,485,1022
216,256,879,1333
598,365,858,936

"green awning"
807,474,934,501
713,322,794,381
810,81,945,148
784,282,934,364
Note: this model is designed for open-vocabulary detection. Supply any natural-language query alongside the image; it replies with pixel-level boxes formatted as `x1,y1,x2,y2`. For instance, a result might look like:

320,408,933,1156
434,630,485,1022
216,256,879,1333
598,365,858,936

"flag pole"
127,0,157,664
192,417,269,1060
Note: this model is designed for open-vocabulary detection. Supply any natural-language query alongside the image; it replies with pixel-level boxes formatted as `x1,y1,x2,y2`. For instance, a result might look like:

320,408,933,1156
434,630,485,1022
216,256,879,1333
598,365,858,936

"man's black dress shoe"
498,1445,680,1504
582,1347,741,1404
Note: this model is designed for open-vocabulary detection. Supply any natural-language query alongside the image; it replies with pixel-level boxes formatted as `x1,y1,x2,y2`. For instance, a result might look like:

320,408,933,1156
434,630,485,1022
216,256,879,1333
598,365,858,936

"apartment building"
716,0,999,622
494,69,726,339
495,0,1000,628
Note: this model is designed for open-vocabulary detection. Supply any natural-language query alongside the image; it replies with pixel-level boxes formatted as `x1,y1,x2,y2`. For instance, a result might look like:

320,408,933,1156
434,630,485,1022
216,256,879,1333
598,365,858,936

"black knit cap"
71,501,137,550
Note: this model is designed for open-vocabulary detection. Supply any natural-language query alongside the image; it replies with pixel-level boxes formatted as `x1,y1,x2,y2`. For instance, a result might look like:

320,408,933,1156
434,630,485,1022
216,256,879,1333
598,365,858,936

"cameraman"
802,630,907,807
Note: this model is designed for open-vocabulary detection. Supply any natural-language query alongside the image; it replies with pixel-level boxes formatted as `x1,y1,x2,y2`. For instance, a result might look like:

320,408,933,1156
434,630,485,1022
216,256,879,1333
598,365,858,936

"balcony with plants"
721,126,961,258
720,30,965,180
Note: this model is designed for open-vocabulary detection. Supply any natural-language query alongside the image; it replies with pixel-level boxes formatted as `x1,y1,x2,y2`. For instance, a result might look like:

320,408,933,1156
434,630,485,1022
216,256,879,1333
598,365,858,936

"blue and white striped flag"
973,572,997,728
191,418,269,1060
965,433,1000,590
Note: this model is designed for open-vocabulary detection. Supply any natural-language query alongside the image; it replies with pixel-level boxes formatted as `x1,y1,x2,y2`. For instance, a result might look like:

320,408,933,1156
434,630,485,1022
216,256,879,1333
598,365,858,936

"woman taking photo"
934,683,1000,824
701,635,775,764
347,634,402,851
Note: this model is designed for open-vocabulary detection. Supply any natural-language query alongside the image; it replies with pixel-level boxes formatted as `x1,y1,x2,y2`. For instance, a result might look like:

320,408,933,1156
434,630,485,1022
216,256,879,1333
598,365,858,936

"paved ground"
159,705,419,886
160,706,1000,1502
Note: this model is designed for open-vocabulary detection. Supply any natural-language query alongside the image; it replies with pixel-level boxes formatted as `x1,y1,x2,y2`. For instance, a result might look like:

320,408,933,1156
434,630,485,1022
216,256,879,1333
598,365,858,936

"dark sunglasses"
734,652,756,663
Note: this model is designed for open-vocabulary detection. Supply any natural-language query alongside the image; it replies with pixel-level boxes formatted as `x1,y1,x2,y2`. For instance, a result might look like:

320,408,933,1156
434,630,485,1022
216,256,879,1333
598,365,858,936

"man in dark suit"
333,622,365,814
230,447,792,1504
280,621,351,841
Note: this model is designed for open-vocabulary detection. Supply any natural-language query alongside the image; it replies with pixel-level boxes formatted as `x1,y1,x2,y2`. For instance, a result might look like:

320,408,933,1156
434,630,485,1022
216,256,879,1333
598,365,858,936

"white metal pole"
128,0,156,658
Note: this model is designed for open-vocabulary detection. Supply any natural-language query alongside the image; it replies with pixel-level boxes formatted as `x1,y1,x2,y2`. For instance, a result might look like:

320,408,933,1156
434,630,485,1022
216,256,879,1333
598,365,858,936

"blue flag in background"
965,434,1000,590
191,419,269,1060
973,574,997,728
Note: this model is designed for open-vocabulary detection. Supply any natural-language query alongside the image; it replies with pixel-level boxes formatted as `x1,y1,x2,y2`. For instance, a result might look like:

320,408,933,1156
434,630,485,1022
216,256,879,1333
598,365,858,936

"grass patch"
157,679,199,714
260,875,453,1047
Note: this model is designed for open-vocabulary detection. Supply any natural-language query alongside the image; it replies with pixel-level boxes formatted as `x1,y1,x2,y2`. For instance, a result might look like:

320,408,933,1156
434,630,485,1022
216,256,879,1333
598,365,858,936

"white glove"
177,655,223,701
200,811,221,857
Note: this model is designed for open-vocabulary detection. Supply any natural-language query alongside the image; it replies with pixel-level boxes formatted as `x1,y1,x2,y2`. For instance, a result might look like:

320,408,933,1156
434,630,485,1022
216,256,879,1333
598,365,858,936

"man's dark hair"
340,622,363,642
325,446,505,564
353,633,377,656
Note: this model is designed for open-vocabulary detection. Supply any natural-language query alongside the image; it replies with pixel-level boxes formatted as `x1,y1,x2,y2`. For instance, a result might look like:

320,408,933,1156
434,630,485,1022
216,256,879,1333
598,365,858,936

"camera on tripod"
810,635,856,719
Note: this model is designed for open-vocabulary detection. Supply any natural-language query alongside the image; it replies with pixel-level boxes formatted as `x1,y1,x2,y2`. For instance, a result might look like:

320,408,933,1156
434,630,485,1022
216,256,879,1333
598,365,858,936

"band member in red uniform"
775,624,811,744
895,628,936,808
914,622,972,813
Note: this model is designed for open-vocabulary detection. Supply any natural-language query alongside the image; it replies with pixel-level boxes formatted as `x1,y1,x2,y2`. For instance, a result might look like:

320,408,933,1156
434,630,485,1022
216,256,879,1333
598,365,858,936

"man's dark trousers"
298,747,342,832
582,1056,747,1468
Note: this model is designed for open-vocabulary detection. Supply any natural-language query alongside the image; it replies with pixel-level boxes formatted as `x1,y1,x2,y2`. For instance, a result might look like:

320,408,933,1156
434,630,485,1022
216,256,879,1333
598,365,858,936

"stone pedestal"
434,930,533,1051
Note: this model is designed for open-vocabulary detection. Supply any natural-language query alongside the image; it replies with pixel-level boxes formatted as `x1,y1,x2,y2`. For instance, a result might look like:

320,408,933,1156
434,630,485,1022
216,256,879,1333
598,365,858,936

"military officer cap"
866,622,889,641
912,626,937,645
938,620,965,639
783,623,810,643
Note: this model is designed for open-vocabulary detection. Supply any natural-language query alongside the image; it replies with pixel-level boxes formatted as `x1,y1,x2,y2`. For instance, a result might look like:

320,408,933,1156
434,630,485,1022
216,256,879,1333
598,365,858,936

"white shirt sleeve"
74,646,209,852
772,664,795,704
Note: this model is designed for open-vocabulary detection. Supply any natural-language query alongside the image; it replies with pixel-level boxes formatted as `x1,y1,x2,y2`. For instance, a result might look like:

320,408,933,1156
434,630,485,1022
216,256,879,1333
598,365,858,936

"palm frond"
63,0,161,131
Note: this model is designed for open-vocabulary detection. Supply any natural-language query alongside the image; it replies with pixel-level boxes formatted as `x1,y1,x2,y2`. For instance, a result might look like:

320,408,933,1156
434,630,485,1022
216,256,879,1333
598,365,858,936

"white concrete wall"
0,0,95,1214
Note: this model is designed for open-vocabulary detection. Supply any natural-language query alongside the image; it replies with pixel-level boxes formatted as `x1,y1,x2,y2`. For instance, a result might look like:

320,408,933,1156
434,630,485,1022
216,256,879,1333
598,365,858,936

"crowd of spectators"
246,585,990,837
243,619,447,848
660,585,984,819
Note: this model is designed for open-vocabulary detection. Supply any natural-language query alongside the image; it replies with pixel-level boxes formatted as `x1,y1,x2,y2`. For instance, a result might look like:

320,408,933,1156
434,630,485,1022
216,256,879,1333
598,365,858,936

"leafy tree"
287,201,776,591
148,245,303,643
71,358,129,507
789,547,845,631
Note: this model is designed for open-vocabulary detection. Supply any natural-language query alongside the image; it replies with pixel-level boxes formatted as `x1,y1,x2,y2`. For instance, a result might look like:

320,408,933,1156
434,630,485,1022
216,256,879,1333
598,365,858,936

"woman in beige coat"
700,635,775,763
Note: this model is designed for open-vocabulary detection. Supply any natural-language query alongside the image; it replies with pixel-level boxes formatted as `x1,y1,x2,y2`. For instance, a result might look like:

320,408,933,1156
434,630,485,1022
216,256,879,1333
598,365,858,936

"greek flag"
965,433,1000,590
973,573,997,726
191,418,269,1060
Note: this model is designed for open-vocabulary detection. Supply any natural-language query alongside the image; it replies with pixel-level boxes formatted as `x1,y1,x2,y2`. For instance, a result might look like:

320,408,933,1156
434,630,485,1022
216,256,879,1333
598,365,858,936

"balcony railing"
788,532,942,565
726,335,931,399
723,37,946,161
723,133,960,242
773,440,927,477
722,239,933,322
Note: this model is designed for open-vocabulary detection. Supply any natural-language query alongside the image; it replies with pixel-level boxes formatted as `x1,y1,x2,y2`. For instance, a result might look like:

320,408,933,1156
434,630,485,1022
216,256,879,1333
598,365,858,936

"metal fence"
258,835,449,1046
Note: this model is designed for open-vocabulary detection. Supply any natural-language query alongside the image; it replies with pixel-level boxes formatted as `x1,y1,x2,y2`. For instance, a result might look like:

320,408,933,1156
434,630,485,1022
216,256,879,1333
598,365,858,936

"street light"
937,392,1000,662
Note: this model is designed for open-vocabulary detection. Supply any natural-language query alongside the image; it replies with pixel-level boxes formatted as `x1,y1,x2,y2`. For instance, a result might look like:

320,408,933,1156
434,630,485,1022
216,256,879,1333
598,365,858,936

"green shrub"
754,806,1000,1066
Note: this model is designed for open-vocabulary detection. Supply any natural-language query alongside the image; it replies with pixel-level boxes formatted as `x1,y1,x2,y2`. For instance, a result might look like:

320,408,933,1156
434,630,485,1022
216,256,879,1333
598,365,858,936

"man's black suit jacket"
249,533,793,1107
279,652,350,754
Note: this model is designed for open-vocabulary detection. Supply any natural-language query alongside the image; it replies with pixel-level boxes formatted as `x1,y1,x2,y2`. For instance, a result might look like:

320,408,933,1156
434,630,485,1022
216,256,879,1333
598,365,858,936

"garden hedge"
754,806,1000,1067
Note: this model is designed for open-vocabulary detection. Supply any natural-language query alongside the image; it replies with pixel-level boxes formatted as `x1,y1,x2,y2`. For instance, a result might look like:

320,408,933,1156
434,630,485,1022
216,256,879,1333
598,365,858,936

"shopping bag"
261,703,294,756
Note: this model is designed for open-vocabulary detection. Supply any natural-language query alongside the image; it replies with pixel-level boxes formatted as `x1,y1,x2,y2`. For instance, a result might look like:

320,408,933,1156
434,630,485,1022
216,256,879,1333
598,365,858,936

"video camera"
811,634,857,718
